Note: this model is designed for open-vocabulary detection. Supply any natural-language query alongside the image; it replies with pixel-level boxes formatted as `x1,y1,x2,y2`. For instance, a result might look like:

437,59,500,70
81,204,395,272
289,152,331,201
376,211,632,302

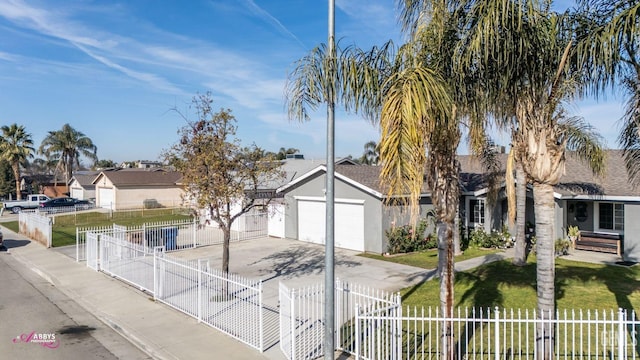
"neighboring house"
68,171,100,201
21,175,68,198
275,150,640,262
137,160,164,168
92,168,184,210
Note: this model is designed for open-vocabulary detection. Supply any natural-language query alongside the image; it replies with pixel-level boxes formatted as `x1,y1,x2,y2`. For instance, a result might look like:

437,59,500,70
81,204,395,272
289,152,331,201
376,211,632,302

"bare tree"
165,93,284,273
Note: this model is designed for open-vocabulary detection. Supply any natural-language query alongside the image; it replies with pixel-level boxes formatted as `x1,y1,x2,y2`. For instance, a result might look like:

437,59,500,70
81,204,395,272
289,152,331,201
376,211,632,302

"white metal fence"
84,231,266,352
77,225,121,261
18,212,52,247
278,279,401,360
99,232,155,293
154,252,264,351
76,214,267,261
354,306,640,360
86,232,99,270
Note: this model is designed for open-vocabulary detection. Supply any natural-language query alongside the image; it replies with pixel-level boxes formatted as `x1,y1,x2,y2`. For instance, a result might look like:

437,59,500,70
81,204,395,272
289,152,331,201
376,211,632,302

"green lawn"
5,209,192,247
401,256,640,312
360,247,501,269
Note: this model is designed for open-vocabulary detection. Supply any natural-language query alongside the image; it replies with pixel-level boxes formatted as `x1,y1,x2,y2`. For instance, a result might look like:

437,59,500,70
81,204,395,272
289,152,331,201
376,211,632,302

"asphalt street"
0,245,151,360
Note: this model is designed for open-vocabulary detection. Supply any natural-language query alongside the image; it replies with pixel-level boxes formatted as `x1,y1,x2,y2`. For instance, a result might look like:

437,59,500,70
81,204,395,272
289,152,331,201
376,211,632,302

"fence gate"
278,280,401,360
86,232,99,270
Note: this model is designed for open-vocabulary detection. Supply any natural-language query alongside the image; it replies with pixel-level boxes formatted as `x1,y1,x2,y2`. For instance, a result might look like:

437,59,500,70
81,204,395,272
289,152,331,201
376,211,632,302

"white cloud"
240,0,305,47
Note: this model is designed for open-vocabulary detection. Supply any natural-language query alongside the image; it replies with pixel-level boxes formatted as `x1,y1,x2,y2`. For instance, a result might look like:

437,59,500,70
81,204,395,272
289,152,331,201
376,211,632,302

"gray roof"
555,150,639,197
70,171,101,188
320,150,638,199
93,168,182,187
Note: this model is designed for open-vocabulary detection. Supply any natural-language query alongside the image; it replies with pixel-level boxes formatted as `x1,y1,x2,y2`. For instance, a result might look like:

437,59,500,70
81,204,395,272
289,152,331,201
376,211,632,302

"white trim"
293,195,365,205
554,193,640,202
593,202,625,234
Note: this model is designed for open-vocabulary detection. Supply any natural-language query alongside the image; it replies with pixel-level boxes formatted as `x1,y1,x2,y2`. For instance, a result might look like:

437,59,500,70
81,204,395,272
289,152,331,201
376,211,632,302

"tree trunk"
512,163,528,266
430,152,459,360
12,163,21,200
454,212,462,255
533,182,555,359
222,227,230,274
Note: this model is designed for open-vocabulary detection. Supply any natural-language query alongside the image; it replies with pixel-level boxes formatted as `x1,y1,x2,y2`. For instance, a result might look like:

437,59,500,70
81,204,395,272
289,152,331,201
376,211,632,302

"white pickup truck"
2,194,51,214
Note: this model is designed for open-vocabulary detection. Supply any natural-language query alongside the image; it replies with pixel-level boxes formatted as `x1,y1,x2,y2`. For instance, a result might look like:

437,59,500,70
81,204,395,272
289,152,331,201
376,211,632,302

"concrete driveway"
169,237,436,307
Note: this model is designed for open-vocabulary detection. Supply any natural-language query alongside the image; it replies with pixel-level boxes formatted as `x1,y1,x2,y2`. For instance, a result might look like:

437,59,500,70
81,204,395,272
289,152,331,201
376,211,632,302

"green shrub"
555,238,572,255
469,227,508,249
386,218,436,254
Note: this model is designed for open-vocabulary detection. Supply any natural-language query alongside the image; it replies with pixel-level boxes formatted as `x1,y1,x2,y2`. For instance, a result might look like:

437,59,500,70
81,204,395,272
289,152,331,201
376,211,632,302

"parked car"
0,229,3,249
39,197,91,211
3,194,50,214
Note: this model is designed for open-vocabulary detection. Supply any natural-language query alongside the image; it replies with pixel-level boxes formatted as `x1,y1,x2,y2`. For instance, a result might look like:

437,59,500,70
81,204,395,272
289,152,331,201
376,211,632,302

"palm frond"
558,113,606,176
618,73,640,187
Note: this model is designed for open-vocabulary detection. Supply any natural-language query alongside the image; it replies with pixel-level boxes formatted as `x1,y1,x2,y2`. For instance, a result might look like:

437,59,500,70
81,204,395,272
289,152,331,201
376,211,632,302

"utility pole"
324,0,336,359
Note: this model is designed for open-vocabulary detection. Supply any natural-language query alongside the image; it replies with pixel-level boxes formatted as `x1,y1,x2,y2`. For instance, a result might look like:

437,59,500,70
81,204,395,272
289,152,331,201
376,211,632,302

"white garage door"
98,188,115,209
297,198,365,252
70,188,84,200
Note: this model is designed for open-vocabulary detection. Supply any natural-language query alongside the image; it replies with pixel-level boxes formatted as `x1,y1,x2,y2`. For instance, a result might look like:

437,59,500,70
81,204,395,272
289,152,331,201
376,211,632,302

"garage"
98,187,115,209
296,197,365,252
70,187,84,200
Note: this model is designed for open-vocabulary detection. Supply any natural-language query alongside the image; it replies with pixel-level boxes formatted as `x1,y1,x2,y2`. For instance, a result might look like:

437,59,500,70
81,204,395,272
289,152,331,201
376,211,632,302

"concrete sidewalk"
1,226,271,360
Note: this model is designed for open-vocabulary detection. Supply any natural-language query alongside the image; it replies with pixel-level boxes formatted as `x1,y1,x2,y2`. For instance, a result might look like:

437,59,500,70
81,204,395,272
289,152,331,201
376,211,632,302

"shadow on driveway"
250,243,362,282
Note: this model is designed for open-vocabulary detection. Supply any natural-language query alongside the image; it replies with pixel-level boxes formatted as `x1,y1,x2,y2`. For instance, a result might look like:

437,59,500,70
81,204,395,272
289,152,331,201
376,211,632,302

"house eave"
553,193,640,202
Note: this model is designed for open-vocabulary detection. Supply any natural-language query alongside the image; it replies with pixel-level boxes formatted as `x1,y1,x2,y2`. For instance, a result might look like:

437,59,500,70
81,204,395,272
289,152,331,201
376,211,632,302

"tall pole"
324,0,336,358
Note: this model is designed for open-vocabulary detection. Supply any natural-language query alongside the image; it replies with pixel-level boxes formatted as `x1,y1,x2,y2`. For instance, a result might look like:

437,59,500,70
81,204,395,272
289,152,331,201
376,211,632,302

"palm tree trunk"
454,213,462,255
12,163,21,200
431,152,459,360
512,163,528,266
533,182,555,359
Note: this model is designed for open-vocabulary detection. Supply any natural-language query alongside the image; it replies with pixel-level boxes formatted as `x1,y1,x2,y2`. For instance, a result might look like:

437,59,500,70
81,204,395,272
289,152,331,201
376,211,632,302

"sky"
0,0,628,165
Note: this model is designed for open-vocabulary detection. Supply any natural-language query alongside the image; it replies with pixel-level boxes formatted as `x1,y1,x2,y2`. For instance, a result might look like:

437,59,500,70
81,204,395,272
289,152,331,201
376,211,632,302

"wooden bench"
575,231,621,256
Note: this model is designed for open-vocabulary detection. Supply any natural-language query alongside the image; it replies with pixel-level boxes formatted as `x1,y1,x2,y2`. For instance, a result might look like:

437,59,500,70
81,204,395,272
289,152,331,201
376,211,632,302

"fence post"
494,306,500,360
143,224,147,255
355,304,360,360
618,308,626,359
193,219,197,249
291,288,297,360
259,280,264,352
47,217,53,248
76,227,80,262
197,259,203,323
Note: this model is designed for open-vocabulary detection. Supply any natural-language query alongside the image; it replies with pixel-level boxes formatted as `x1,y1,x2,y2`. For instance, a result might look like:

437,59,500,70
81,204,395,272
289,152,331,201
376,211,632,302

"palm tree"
38,124,97,189
459,0,606,356
359,140,379,165
286,9,489,355
580,1,640,185
0,124,34,200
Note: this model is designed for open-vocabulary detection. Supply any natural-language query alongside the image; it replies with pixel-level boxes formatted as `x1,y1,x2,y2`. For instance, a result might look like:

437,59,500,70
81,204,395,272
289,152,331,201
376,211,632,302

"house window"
599,203,624,231
470,199,485,224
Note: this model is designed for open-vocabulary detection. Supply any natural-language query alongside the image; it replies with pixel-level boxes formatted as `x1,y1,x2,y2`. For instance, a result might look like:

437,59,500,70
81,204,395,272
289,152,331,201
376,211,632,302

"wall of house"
380,198,435,254
41,185,68,198
554,200,565,240
115,186,185,210
69,181,96,201
565,200,594,233
282,172,385,253
623,203,640,262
